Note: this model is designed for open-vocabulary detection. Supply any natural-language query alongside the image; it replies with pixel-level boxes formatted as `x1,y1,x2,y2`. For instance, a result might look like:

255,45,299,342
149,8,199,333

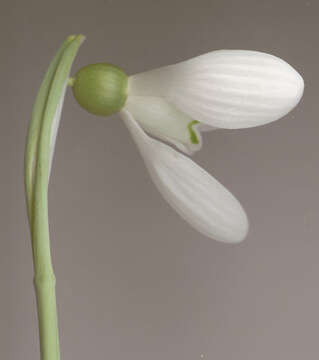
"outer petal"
129,50,304,129
124,95,202,154
120,109,249,243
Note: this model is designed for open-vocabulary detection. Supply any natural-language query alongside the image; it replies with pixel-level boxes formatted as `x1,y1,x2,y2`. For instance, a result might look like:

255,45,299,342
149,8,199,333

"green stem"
25,35,84,360
34,273,59,360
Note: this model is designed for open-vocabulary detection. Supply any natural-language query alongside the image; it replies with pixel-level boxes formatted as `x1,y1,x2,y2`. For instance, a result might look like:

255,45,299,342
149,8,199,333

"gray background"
1,0,318,359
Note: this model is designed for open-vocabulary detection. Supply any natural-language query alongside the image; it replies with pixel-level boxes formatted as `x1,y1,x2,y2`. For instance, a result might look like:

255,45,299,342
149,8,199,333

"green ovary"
72,63,128,116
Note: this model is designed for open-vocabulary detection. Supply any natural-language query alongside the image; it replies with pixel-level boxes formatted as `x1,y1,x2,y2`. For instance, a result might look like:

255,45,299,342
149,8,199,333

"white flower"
119,50,304,243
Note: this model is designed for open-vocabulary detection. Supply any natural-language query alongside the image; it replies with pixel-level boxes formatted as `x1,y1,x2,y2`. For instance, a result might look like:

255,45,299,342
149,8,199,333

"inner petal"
124,95,202,154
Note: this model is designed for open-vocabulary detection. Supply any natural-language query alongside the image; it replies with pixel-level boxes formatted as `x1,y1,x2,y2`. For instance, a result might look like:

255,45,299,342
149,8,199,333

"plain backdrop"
1,0,318,359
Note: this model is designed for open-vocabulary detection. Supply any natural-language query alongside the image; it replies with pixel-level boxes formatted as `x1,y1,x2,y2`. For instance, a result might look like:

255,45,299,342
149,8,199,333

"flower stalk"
24,35,84,360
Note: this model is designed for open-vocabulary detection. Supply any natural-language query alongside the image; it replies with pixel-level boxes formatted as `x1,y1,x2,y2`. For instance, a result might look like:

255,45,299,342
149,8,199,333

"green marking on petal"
188,120,200,144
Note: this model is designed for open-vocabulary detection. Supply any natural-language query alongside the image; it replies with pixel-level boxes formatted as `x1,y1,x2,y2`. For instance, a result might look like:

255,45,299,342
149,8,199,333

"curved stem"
25,35,84,360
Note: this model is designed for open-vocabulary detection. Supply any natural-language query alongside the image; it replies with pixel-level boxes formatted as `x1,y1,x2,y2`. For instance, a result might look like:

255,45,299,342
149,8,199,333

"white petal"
124,95,202,154
49,81,68,178
120,109,249,243
129,50,304,129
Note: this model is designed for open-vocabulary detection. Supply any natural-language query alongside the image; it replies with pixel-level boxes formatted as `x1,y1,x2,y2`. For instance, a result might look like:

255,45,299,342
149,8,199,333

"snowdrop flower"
25,37,304,360
71,50,304,243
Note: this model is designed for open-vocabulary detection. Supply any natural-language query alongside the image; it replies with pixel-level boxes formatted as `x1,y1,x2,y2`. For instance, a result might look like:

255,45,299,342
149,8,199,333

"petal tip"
228,211,249,244
289,68,304,108
208,202,249,244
